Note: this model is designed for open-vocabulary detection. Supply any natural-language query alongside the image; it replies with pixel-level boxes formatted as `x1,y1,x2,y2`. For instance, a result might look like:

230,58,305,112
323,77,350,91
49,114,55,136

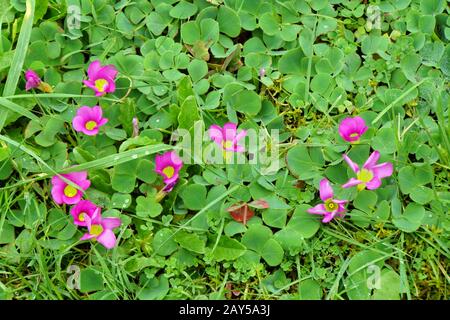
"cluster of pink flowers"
307,116,393,223
25,61,117,137
51,172,121,249
43,60,122,249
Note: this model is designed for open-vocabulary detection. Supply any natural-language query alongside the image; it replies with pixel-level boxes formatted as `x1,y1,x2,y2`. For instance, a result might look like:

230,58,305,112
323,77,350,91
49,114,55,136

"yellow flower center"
222,140,233,149
63,185,78,198
162,166,175,179
94,79,108,92
324,199,338,212
85,120,97,130
357,169,374,183
350,133,359,138
78,213,86,222
90,224,103,236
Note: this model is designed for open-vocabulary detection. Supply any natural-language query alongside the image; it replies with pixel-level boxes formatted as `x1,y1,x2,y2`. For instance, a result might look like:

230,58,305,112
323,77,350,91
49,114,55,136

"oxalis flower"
338,116,368,142
83,60,118,96
307,179,347,223
342,151,393,191
51,171,91,205
155,151,183,192
70,200,100,227
25,69,53,92
25,69,41,91
209,122,247,152
80,209,121,249
72,106,108,136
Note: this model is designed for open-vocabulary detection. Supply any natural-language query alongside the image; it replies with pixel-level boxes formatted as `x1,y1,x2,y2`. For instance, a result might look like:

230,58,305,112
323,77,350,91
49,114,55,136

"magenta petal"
97,229,117,249
81,233,96,241
343,154,359,173
342,178,362,188
102,217,121,230
72,116,86,132
372,162,393,179
234,129,247,143
319,178,333,201
223,122,238,141
307,204,327,215
209,124,224,144
87,60,102,79
363,151,380,169
99,65,118,80
322,213,335,223
51,185,64,204
62,192,82,205
366,178,382,190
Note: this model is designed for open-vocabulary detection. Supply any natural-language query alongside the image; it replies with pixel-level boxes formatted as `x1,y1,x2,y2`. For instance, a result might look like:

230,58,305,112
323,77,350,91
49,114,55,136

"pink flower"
51,171,91,205
307,179,347,223
208,122,247,152
70,200,100,227
83,60,118,96
338,116,368,142
80,209,121,249
155,151,183,190
72,106,108,136
342,151,393,191
25,69,42,91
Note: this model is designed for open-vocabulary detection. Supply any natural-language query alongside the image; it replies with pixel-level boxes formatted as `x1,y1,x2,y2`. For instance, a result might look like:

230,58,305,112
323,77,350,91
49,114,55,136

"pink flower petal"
102,217,121,230
372,162,393,179
209,124,224,144
87,60,102,79
97,229,117,249
366,178,382,190
307,204,327,215
343,154,359,173
322,213,335,223
72,116,86,132
223,122,238,141
319,178,333,201
342,178,362,188
80,233,96,241
363,151,380,169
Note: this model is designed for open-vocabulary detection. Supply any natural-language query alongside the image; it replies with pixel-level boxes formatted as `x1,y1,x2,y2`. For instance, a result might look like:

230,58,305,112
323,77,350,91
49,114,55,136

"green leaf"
372,269,401,300
298,279,322,300
136,195,163,218
353,190,378,213
229,89,261,115
188,59,208,82
258,12,279,36
152,228,178,256
210,236,246,261
137,275,169,300
241,224,272,253
180,184,207,210
371,128,396,154
287,204,320,239
286,145,323,180
169,0,197,19
261,238,284,266
392,203,425,232
178,96,200,130
174,230,206,254
278,48,306,74
217,6,241,37
80,268,104,293
420,0,445,14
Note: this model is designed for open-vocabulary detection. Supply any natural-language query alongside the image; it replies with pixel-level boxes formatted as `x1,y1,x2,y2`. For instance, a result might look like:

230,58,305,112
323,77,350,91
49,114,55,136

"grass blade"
0,0,35,131
0,97,39,122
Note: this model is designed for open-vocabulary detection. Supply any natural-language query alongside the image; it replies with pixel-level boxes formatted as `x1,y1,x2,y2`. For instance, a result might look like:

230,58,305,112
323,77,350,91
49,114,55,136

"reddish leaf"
228,203,254,224
248,199,269,209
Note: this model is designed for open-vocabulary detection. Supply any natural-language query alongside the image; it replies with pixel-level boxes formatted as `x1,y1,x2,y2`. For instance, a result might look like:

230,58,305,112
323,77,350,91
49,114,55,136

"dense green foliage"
0,0,449,300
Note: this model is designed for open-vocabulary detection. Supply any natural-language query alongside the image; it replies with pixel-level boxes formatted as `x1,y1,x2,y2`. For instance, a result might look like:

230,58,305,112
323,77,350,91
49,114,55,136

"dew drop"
131,154,138,159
